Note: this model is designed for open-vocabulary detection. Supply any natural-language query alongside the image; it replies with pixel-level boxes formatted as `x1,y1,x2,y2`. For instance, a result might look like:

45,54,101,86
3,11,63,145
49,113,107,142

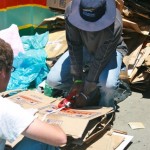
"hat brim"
68,0,116,32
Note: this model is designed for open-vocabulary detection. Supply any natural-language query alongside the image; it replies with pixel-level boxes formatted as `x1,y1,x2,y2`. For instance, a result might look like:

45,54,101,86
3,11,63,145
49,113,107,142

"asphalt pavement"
113,89,150,150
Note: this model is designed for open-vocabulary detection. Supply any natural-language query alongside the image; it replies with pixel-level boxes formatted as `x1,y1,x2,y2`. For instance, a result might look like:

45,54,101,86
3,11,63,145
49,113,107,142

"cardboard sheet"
9,90,114,143
114,132,133,150
46,0,71,10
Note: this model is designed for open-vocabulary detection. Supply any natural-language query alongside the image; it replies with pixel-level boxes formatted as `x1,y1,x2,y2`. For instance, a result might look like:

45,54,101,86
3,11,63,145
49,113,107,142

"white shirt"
0,97,35,150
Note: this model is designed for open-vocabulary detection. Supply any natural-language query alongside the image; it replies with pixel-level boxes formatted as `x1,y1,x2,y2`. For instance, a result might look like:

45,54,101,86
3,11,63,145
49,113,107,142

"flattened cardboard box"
39,104,113,142
46,0,71,10
9,90,113,143
9,90,56,109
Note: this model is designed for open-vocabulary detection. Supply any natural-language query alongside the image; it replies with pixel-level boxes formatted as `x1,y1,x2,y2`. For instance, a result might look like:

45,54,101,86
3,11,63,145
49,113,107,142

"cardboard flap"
38,15,65,27
116,0,124,14
63,130,128,150
129,46,150,81
9,90,56,109
46,0,72,10
144,55,150,66
45,30,67,59
39,106,113,139
135,47,150,67
123,18,149,35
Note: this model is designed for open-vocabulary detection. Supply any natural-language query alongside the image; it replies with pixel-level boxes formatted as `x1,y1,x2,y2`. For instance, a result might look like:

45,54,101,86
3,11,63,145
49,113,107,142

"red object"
58,91,76,109
0,0,46,9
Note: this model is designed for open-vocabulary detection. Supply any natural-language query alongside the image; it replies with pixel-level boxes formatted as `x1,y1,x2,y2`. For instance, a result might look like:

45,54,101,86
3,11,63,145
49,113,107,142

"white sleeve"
0,97,36,143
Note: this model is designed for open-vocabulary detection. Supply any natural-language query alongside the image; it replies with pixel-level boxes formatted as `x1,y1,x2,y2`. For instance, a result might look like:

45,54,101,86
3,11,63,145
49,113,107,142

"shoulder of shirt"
116,8,122,25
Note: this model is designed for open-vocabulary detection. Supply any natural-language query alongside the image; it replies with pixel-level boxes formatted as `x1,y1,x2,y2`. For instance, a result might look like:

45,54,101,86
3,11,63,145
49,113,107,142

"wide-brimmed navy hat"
67,0,116,32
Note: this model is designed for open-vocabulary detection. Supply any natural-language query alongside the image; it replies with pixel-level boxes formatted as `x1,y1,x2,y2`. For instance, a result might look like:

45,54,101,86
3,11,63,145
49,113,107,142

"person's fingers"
74,95,87,108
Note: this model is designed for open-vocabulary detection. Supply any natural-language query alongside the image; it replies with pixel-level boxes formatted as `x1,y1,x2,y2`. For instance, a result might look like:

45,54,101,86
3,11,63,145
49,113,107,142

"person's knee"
98,82,117,108
98,89,115,108
100,79,118,90
46,70,60,88
106,80,118,90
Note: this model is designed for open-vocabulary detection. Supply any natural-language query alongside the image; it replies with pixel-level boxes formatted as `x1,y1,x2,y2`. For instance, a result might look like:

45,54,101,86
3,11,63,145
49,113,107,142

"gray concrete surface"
113,89,150,150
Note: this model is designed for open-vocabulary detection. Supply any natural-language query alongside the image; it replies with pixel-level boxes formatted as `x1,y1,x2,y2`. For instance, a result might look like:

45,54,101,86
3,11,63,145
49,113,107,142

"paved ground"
113,89,150,150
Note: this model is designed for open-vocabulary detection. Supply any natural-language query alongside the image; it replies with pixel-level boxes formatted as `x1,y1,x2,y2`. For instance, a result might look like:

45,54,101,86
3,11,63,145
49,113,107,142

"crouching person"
46,0,128,109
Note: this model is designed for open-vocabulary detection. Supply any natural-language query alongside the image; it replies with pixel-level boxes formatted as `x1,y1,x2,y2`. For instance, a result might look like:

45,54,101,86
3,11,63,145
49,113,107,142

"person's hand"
69,80,84,96
73,92,88,108
73,81,100,108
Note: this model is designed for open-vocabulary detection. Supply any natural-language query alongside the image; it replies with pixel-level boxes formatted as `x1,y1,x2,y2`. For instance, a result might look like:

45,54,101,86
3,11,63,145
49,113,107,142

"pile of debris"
118,0,150,91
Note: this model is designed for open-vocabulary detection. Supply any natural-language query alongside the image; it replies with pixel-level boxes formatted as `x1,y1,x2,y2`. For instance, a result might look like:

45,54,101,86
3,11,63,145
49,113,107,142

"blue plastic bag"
7,32,50,90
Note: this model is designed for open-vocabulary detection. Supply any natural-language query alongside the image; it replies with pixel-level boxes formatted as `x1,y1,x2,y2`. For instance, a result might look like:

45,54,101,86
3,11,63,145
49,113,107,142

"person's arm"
0,97,67,146
22,119,67,146
65,18,83,81
65,2,83,81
